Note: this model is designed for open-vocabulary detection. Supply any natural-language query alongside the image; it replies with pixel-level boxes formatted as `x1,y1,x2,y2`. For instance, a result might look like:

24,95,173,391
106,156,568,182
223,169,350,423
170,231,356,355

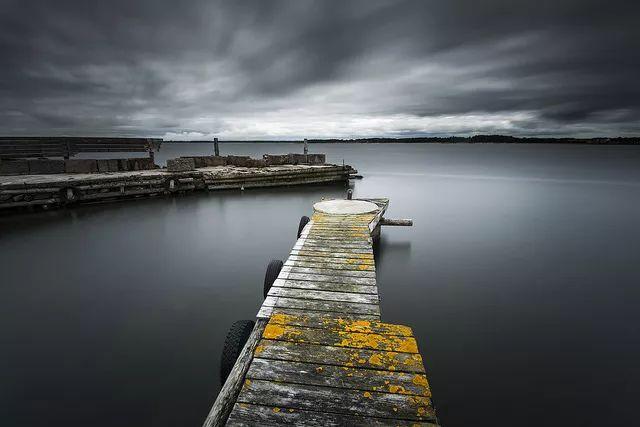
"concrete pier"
0,163,357,211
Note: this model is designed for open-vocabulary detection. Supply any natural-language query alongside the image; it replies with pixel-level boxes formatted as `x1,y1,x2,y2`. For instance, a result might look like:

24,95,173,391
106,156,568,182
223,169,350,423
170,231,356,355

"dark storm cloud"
1,0,639,138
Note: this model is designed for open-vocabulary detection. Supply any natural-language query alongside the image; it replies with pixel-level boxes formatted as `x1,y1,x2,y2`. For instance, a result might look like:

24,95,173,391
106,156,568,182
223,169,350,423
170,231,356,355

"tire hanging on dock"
58,187,81,205
220,319,255,384
297,215,310,239
263,259,283,298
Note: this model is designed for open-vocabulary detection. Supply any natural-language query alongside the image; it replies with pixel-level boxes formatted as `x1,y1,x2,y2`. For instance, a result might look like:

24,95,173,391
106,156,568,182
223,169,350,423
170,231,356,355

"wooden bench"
0,137,162,160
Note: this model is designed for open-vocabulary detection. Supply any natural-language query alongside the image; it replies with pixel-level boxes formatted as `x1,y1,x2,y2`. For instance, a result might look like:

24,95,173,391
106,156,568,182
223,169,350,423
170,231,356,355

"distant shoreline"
164,135,640,145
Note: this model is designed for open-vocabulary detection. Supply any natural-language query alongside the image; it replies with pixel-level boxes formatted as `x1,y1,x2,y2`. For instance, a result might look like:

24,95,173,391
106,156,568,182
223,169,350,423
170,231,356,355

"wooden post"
380,218,413,226
346,189,353,200
214,138,220,156
303,138,308,155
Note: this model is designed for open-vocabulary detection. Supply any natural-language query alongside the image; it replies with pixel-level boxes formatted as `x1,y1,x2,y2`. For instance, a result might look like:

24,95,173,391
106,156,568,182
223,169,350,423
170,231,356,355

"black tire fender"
264,259,283,298
297,215,310,239
220,319,255,384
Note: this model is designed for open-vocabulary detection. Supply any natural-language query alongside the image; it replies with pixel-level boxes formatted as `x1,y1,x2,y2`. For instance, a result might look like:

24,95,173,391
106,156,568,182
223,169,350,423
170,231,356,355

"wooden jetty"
204,198,439,426
0,164,355,211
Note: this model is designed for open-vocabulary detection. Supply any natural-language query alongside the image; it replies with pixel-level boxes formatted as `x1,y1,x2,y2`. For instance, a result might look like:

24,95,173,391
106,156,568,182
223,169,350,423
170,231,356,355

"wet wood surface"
219,199,439,425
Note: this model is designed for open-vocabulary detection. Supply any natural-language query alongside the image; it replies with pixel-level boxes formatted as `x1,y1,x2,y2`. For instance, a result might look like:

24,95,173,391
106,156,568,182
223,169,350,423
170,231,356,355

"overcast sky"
1,0,639,139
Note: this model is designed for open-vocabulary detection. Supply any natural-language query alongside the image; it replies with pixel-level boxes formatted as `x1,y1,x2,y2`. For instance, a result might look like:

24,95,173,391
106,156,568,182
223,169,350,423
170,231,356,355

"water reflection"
2,143,639,427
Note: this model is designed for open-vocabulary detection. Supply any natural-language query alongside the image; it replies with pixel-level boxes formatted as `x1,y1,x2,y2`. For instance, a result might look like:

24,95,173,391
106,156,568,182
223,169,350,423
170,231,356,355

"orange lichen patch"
315,366,323,373
388,384,407,394
345,257,373,265
337,331,418,353
262,324,287,340
397,395,433,420
273,407,281,413
412,374,431,396
269,312,298,325
339,319,373,334
365,351,424,372
244,379,251,386
349,232,369,237
288,409,295,413
253,344,264,356
363,391,373,399
336,319,413,337
262,323,304,341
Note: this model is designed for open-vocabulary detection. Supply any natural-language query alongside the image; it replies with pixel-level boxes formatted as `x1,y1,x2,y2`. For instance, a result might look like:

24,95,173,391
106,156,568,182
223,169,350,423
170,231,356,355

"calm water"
2,143,639,426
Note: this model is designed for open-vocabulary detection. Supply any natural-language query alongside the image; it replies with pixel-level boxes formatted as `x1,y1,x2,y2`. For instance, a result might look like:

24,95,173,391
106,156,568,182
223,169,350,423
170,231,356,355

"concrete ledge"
28,159,65,174
97,159,120,173
128,158,156,171
65,159,98,174
167,157,195,172
180,154,326,169
0,159,30,175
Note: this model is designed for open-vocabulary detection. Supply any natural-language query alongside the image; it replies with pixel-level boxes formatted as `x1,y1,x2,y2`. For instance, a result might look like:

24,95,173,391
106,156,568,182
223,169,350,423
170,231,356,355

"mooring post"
303,138,308,155
346,189,353,200
214,137,220,156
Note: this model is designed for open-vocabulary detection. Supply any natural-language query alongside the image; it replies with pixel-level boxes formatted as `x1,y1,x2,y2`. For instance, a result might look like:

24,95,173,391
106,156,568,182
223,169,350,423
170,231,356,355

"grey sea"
2,142,639,427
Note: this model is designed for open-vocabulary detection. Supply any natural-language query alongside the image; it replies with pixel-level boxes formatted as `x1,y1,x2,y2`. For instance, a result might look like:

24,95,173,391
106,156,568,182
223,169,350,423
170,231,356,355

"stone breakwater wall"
0,163,355,211
0,158,157,176
0,153,325,176
169,153,326,171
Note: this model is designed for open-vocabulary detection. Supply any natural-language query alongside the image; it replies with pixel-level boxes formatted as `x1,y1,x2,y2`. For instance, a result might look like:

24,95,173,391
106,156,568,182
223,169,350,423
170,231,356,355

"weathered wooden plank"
271,278,377,294
312,213,377,220
262,323,418,353
308,226,370,232
257,306,380,321
299,232,371,240
227,402,439,426
290,249,374,259
285,259,375,271
254,340,425,373
287,254,376,265
202,319,268,427
268,287,379,304
262,296,380,316
294,243,373,253
283,272,376,285
300,234,372,242
280,266,376,278
247,358,431,397
297,239,373,248
267,312,413,337
236,379,435,421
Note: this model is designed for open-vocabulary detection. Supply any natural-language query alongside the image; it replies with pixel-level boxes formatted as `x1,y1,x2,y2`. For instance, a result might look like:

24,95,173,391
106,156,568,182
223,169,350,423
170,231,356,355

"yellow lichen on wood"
253,344,264,356
337,331,418,353
269,312,297,325
262,323,302,341
411,374,432,396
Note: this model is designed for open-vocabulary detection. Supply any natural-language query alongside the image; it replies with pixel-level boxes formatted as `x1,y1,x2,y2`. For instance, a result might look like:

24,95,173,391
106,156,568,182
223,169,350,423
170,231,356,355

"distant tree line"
306,135,640,144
